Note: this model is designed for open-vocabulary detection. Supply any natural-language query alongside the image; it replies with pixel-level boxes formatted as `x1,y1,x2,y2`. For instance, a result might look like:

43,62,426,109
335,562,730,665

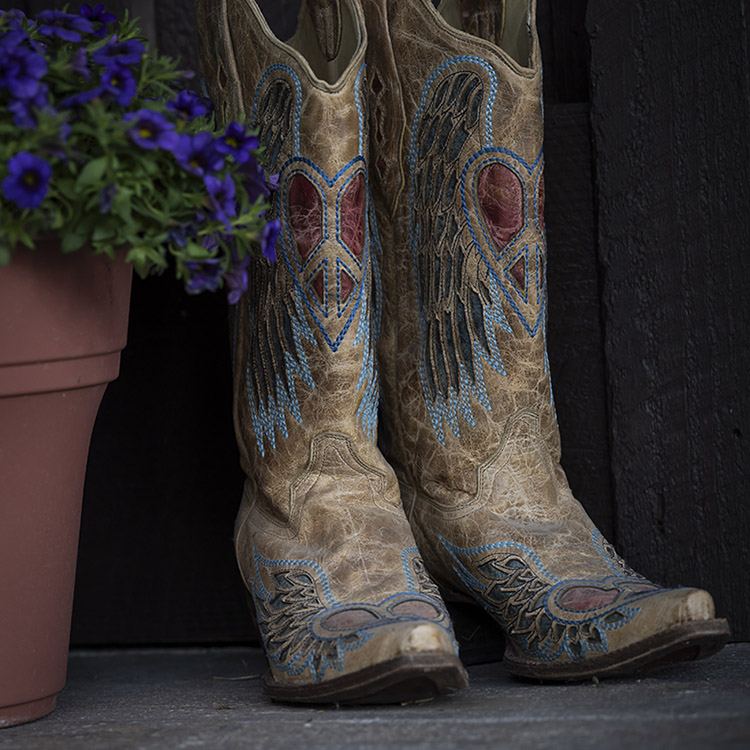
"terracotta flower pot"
0,243,132,728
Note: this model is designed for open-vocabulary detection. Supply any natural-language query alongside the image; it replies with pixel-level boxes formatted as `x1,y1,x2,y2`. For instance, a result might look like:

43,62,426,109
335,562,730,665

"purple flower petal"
92,36,145,67
261,219,281,263
124,109,178,150
167,89,211,121
184,258,223,295
214,122,259,164
101,63,136,106
173,132,224,176
36,10,94,42
2,152,52,208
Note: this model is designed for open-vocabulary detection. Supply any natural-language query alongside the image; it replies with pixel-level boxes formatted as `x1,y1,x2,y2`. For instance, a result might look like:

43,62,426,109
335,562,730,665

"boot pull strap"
457,0,506,47
306,0,343,62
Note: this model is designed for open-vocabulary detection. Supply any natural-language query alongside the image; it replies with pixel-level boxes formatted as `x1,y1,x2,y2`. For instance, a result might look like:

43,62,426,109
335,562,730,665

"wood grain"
587,0,750,638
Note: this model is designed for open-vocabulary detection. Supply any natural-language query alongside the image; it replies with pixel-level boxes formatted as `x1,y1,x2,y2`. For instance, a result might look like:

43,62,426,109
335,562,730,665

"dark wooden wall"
586,0,750,640
2,0,747,642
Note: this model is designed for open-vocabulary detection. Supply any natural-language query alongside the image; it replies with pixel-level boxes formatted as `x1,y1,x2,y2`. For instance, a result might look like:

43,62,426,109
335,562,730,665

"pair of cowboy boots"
196,0,730,703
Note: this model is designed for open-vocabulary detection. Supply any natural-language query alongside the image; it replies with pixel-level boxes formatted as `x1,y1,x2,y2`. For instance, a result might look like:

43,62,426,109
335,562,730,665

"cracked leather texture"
196,0,458,688
362,0,719,672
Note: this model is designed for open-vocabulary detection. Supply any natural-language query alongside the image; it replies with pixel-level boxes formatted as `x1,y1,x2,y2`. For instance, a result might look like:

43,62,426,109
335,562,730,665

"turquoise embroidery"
252,547,454,683
242,66,379,451
440,533,665,663
408,57,549,444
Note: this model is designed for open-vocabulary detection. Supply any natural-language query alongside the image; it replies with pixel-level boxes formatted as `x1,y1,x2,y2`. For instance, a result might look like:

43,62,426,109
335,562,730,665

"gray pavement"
1,645,749,749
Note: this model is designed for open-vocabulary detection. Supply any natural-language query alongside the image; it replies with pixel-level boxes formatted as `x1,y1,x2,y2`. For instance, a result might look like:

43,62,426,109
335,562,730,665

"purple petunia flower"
70,46,90,79
92,36,145,67
205,174,236,231
0,37,47,100
2,152,52,209
0,9,28,26
214,122,259,164
173,131,224,177
99,182,116,213
224,250,250,304
184,257,223,295
260,219,281,263
236,157,270,205
78,4,116,37
124,109,178,150
265,172,280,193
101,63,136,106
61,85,102,108
36,10,94,42
8,83,48,127
167,89,211,121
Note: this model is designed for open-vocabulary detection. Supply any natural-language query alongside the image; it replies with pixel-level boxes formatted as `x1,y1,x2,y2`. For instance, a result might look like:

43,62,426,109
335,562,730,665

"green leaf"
0,243,11,266
75,157,108,191
93,224,116,242
61,230,88,254
185,241,209,259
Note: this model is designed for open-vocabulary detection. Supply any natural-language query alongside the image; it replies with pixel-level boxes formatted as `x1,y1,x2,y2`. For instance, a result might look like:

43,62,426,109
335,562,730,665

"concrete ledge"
1,645,748,749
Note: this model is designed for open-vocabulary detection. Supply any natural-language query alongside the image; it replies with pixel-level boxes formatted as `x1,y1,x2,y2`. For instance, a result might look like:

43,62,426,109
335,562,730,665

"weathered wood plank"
587,0,750,638
545,103,613,538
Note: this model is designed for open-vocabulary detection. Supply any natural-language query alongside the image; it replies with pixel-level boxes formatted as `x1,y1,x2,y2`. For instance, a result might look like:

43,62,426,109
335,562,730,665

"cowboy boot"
362,0,731,680
195,0,466,703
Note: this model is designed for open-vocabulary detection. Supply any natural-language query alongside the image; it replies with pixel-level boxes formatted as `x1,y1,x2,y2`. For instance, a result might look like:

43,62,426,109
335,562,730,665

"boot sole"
263,653,468,704
503,618,732,681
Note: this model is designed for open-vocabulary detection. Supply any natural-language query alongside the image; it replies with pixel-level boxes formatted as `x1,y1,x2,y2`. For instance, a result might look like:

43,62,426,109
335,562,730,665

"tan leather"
195,0,459,691
363,0,723,675
307,0,344,61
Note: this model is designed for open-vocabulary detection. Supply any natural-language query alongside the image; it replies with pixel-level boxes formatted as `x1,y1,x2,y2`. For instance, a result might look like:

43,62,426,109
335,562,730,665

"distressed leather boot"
362,0,731,680
195,0,466,703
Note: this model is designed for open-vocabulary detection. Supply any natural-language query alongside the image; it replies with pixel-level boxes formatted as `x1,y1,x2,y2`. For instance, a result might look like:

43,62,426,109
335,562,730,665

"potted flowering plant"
0,4,279,728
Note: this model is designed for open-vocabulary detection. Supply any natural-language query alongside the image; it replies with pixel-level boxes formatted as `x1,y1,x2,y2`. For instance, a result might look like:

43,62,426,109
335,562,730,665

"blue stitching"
251,63,302,156
503,245,530,303
401,547,418,591
253,548,334,604
468,155,527,261
280,168,328,276
462,148,546,338
278,155,367,188
279,158,365,353
355,63,366,155
440,536,560,582
305,257,329,318
245,284,317,457
408,56,498,161
354,197,380,441
336,169,367,269
437,535,665,661
406,62,511,444
548,580,666,621
252,548,455,680
336,256,359,318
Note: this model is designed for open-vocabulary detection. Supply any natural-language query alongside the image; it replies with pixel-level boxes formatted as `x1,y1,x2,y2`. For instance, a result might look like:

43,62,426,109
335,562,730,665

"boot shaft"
364,0,558,496
198,2,381,497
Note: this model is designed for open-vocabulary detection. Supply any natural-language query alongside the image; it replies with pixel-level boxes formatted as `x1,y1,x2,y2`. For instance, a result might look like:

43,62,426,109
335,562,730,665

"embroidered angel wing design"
409,68,514,443
241,66,315,457
243,263,316,457
252,68,299,171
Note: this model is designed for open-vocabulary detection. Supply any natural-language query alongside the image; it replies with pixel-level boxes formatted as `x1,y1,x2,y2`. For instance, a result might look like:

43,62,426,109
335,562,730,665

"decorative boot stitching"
407,57,548,443
401,547,444,604
252,547,456,682
244,280,316,457
242,62,379,451
592,530,650,581
440,535,667,662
